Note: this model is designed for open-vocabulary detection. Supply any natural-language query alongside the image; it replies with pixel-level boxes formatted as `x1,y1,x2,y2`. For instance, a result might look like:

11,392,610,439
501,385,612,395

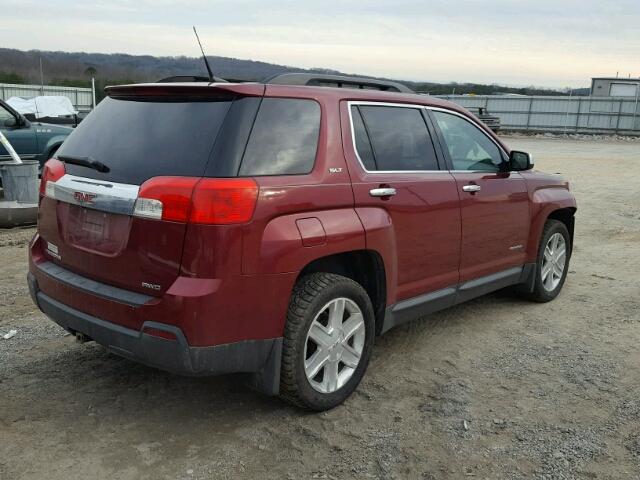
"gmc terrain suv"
28,74,576,411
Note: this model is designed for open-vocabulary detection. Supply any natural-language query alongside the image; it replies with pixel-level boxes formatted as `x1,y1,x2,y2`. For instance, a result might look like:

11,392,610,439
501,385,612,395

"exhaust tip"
75,332,92,344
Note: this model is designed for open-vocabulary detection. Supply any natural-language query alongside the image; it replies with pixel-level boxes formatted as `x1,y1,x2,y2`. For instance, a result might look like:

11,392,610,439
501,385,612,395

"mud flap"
245,338,282,396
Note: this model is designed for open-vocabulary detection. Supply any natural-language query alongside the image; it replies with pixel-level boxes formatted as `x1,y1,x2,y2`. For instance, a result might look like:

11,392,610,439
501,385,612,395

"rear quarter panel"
241,87,365,275
352,207,398,304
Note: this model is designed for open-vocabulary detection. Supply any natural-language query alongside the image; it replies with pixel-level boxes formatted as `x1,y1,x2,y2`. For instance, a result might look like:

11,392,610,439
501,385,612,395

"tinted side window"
350,107,376,170
432,111,504,172
239,98,320,176
358,106,438,171
0,103,14,123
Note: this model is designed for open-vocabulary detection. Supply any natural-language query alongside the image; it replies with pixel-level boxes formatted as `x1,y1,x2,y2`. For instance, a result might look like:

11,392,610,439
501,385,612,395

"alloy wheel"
303,297,366,394
541,232,567,292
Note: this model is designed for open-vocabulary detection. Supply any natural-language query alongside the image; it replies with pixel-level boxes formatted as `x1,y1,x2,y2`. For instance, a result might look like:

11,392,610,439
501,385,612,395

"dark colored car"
23,112,87,128
0,99,72,167
28,75,576,410
468,106,501,132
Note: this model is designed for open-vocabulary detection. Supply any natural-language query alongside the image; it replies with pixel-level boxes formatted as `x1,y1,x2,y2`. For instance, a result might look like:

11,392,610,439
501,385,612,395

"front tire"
525,219,571,302
279,273,375,411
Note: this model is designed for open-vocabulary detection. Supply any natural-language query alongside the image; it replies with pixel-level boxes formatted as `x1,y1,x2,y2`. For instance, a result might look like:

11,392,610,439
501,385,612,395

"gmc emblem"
74,191,97,204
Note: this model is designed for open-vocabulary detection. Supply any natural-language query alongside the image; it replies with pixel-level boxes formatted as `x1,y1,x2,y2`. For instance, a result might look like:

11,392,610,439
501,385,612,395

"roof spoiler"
264,73,414,93
156,75,228,83
105,82,265,99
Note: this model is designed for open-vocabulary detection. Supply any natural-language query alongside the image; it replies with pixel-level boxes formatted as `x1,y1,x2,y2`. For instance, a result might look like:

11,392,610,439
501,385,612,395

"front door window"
432,111,505,172
0,103,16,127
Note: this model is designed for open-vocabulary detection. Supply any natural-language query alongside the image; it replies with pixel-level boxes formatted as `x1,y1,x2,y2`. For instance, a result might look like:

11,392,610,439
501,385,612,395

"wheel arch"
547,207,576,250
47,142,62,157
526,188,577,263
38,139,65,168
297,249,387,335
44,136,67,157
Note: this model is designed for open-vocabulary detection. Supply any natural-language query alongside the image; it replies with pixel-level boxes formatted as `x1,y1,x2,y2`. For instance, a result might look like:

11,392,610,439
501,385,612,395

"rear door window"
239,98,320,176
57,96,234,185
350,107,376,170
353,105,439,171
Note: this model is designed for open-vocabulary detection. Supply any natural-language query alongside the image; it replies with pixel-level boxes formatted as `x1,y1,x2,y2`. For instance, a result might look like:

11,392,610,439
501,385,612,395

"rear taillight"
189,179,259,224
39,158,66,197
134,176,199,222
134,177,258,225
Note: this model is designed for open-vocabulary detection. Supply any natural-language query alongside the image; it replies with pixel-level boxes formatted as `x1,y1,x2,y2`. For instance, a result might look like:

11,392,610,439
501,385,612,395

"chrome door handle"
462,184,481,193
369,187,397,197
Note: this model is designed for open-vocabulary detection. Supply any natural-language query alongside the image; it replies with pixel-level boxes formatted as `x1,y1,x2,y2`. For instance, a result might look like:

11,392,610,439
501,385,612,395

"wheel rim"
304,297,366,394
541,232,567,292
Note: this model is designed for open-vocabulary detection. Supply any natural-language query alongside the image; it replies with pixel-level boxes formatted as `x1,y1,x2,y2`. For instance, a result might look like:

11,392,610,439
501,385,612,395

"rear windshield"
57,96,233,185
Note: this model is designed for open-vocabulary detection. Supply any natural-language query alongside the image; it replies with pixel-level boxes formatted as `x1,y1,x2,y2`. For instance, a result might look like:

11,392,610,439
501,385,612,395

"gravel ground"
1,136,639,479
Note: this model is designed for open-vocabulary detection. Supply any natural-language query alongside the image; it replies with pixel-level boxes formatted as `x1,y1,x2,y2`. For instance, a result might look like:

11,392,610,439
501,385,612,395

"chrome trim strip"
51,174,140,216
347,101,445,174
425,106,509,158
346,101,509,174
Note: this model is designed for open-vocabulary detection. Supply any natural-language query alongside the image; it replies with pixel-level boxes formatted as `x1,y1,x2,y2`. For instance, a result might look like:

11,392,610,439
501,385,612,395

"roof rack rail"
264,73,414,93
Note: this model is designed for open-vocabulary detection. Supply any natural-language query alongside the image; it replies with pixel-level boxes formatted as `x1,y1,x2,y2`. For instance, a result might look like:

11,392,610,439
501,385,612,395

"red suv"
28,74,576,410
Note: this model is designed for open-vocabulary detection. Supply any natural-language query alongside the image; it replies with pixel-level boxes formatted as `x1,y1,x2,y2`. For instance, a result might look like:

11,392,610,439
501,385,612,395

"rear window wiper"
58,155,110,173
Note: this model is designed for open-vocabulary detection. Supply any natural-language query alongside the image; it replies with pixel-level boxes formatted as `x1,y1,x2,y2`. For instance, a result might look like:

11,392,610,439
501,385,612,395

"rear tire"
279,273,375,411
524,219,571,303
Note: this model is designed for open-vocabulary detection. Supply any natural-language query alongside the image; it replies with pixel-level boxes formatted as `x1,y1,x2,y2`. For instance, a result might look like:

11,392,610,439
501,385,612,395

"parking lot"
1,135,639,480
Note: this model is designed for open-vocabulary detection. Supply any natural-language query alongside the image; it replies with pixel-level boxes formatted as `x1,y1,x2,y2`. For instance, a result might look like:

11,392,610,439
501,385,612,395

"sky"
1,0,639,88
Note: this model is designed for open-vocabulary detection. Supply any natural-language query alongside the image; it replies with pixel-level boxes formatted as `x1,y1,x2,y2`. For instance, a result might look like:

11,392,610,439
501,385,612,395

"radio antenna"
193,26,214,82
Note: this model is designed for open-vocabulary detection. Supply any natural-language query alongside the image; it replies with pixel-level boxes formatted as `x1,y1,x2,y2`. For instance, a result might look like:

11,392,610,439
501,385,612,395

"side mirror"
509,150,534,171
3,116,18,128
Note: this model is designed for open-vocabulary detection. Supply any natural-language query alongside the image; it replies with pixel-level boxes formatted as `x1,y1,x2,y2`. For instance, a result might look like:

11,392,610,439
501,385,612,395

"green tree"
0,71,27,84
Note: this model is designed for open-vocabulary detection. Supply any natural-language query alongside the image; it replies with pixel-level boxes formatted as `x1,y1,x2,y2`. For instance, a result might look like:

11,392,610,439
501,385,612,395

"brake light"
134,177,258,225
39,158,66,197
134,176,199,222
190,179,258,224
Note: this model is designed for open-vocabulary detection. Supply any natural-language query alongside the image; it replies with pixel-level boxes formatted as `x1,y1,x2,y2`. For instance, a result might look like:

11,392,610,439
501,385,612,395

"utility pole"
563,88,573,136
39,57,44,95
91,77,96,108
633,83,639,132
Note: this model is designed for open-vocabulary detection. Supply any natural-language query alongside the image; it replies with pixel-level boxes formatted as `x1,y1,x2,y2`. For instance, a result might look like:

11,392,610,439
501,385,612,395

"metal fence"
436,95,640,135
0,83,94,113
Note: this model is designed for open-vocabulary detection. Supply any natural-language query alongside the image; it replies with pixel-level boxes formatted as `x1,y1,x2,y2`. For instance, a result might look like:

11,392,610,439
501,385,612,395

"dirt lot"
1,135,639,480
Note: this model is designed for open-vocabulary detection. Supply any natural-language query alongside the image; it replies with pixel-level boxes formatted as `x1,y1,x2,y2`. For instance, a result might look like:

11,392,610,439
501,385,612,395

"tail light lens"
134,177,258,225
189,179,258,224
134,177,199,222
39,158,66,197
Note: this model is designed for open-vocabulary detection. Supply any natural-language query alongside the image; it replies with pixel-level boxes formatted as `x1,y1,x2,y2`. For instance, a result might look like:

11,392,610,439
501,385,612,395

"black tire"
524,219,571,303
279,273,375,411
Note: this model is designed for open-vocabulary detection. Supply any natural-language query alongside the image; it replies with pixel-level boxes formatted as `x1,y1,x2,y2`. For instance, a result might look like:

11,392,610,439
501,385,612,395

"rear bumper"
28,272,282,394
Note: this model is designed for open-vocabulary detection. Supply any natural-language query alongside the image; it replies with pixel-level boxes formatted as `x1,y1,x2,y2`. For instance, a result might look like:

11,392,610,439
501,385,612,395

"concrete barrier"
0,161,39,203
0,132,39,227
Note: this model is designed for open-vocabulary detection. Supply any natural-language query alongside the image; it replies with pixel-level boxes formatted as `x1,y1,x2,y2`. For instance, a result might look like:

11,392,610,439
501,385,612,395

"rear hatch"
37,83,264,296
